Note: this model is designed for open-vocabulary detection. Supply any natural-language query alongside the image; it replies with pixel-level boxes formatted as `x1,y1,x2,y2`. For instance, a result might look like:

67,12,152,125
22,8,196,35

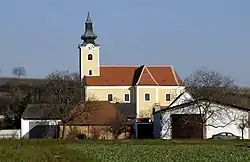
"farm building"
154,92,250,139
21,101,136,139
21,104,61,138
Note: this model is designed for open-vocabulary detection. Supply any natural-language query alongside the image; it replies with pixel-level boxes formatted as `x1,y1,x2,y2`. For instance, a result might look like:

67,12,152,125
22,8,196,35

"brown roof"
67,101,125,125
84,65,184,86
136,67,158,85
84,66,138,86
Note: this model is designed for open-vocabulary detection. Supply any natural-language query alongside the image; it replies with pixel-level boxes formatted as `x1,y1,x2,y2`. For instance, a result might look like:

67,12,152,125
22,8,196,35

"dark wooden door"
171,114,203,139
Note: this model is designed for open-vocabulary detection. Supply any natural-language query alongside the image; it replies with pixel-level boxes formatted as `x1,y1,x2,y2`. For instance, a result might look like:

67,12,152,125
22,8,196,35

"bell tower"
78,12,100,79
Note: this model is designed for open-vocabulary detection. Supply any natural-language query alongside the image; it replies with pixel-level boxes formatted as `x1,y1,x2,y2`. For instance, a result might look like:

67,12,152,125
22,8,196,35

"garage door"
29,122,59,139
136,123,154,139
171,114,203,139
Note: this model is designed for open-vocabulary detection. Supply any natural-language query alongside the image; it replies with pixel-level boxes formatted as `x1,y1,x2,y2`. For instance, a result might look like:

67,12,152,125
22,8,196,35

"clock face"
86,44,95,50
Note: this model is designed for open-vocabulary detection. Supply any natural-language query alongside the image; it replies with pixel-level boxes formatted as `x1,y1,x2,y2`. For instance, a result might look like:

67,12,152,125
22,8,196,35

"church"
79,13,185,118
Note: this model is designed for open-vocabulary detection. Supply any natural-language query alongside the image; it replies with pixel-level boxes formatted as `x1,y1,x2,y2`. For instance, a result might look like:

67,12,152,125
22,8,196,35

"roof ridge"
100,65,139,67
135,66,158,85
146,65,172,67
170,66,179,86
145,67,159,85
135,66,145,85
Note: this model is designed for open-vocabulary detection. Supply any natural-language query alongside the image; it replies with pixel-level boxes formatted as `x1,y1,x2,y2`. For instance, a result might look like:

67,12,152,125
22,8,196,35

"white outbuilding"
154,92,250,139
21,104,61,139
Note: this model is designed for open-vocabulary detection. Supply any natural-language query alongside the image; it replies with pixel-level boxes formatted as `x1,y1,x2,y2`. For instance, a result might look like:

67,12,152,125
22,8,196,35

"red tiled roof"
147,66,184,86
84,66,138,86
84,65,184,86
136,67,158,85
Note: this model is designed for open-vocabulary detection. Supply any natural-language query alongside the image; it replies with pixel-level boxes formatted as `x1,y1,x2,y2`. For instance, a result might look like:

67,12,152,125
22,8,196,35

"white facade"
154,92,250,139
21,118,60,138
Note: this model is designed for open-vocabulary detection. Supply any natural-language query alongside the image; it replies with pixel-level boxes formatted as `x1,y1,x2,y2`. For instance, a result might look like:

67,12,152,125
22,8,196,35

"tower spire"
86,12,92,23
81,12,97,45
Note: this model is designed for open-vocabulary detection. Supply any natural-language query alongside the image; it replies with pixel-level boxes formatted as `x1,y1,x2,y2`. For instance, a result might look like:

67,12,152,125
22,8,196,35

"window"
144,93,150,101
88,69,92,75
165,93,171,101
107,94,113,101
88,54,93,60
124,93,130,102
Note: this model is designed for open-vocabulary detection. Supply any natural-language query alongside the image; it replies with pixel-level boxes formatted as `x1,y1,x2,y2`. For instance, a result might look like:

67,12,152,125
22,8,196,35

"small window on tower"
88,70,92,75
145,93,150,101
88,54,93,60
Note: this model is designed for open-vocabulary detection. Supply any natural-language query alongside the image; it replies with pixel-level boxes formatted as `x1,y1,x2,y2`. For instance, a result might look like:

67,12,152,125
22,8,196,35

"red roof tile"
147,66,184,86
84,66,138,86
84,65,184,86
136,66,158,85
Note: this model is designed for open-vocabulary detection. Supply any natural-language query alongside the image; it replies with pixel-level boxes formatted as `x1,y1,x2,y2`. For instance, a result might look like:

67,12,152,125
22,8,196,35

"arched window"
107,94,113,101
88,69,92,75
88,54,93,60
165,93,171,101
144,93,150,101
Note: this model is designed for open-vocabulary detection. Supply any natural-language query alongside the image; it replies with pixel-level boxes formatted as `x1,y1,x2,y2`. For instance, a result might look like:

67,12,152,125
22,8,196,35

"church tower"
79,12,100,79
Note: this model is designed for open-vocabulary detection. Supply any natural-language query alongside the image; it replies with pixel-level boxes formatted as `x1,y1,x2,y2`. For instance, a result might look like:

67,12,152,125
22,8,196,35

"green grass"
0,139,91,162
70,140,250,162
0,139,250,162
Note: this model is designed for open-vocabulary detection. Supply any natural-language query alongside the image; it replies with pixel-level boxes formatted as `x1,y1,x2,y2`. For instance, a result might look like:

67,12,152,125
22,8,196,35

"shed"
61,101,132,139
21,104,61,139
154,92,250,139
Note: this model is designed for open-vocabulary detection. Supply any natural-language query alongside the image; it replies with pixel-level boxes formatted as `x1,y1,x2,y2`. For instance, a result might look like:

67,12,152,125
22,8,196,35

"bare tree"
182,68,238,131
43,70,99,139
106,112,129,140
12,67,26,78
3,93,31,129
185,67,235,100
140,109,153,118
236,114,249,139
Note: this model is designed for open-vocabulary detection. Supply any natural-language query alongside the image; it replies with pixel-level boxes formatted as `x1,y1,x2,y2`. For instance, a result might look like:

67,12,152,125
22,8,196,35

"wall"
137,86,156,117
86,86,135,103
21,118,60,138
206,108,249,139
168,92,193,107
159,103,249,139
0,129,20,139
80,44,100,78
158,86,185,106
86,85,185,118
153,112,161,138
61,125,131,140
137,86,185,118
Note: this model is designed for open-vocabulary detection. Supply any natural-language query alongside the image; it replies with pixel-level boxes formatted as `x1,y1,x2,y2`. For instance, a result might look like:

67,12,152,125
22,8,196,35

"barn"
21,102,137,139
21,104,61,139
154,92,250,139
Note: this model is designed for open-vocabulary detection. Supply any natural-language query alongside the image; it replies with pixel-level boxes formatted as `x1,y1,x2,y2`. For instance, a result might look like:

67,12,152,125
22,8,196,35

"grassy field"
0,139,250,162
